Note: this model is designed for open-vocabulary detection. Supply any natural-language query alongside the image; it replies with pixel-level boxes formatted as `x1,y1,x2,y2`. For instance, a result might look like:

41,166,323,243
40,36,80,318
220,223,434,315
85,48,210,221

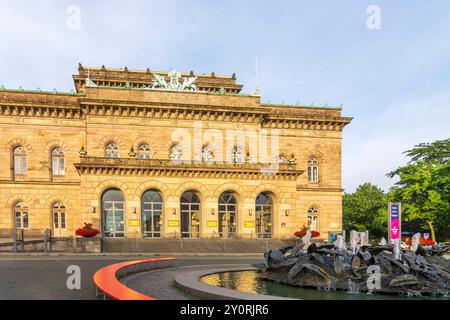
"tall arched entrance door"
102,189,125,238
256,192,273,238
180,190,201,238
218,192,237,238
141,190,163,238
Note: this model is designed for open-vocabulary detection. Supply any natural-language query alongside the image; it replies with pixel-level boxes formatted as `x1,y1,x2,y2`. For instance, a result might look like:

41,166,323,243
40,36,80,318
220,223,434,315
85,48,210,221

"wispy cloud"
0,0,449,192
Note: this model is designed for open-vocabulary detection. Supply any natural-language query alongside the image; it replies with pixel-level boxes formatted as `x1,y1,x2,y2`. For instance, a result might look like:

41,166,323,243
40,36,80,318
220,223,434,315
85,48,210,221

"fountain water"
346,279,360,295
260,237,450,296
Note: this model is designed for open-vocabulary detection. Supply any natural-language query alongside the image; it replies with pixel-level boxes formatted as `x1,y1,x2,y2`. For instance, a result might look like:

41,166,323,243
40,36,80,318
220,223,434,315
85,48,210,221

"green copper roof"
0,85,80,95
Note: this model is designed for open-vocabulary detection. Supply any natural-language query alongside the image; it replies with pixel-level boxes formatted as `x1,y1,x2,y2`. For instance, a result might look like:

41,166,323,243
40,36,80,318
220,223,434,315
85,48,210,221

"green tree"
343,183,388,239
387,138,450,241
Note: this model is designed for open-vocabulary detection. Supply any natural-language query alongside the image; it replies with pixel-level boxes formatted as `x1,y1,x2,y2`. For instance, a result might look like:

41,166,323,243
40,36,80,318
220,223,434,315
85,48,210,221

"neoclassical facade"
0,65,351,240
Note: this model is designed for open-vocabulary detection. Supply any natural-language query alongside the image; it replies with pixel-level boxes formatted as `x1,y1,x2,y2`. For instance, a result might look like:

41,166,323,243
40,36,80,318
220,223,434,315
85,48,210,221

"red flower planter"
75,223,100,238
406,237,435,246
294,230,320,238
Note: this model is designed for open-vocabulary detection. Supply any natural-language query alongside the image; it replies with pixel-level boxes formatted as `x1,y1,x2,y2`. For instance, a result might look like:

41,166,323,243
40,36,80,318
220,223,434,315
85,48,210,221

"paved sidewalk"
122,263,261,300
0,255,262,299
0,252,262,257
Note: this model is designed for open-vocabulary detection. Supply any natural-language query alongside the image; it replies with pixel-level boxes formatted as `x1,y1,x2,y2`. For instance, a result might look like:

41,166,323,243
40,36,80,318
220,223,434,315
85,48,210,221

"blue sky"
1,0,449,192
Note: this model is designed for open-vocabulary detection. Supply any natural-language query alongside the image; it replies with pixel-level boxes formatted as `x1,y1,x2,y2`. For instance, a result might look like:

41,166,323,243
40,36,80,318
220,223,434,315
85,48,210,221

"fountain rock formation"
260,240,450,296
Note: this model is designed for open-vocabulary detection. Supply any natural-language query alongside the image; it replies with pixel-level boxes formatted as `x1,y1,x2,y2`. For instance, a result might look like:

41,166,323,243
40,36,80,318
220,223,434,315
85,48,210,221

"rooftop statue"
152,69,198,91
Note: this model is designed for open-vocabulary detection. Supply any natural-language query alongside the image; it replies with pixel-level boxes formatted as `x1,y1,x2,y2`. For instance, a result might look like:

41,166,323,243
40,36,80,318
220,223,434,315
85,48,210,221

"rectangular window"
308,215,319,231
61,212,66,228
23,213,28,229
15,212,28,229
53,213,59,228
15,212,21,228
14,156,27,174
52,157,65,175
308,166,319,182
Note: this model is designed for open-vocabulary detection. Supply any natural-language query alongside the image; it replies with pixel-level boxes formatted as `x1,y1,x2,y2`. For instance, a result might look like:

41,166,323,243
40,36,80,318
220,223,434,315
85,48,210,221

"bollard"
13,224,17,253
21,229,24,252
44,229,48,253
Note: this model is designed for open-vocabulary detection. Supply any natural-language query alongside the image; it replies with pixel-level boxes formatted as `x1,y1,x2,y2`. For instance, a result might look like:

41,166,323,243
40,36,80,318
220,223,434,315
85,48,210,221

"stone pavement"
0,255,262,300
122,263,260,300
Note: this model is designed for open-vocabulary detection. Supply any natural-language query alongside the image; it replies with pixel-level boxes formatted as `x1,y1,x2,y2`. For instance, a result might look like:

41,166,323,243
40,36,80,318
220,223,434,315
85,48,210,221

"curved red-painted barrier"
93,257,176,300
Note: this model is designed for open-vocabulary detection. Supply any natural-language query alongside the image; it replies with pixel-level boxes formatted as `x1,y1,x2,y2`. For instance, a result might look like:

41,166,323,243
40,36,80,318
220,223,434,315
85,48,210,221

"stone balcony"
74,156,303,180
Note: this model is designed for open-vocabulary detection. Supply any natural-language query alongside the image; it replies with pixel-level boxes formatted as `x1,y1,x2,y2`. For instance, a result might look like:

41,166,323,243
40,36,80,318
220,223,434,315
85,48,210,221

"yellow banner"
207,221,217,227
128,220,140,226
168,220,179,227
244,221,255,228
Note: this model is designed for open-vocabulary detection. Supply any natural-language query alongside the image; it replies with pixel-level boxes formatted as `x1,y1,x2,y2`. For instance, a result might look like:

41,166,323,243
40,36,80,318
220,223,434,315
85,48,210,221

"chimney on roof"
101,65,106,71
232,73,236,80
211,72,215,78
190,71,194,76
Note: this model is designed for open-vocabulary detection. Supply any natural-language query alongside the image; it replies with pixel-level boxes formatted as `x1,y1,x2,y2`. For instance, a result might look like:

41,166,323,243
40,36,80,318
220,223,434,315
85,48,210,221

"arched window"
231,146,244,164
102,189,125,238
256,192,273,238
13,146,27,175
137,144,152,159
169,144,183,161
52,202,66,236
141,190,163,238
307,207,319,231
180,190,201,238
307,157,319,182
14,202,28,229
105,143,119,158
51,148,65,176
218,192,237,238
201,145,214,163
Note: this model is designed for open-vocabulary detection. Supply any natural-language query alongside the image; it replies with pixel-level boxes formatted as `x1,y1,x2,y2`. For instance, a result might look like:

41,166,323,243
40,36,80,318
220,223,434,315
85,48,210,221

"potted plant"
294,225,320,238
75,222,100,238
406,236,436,246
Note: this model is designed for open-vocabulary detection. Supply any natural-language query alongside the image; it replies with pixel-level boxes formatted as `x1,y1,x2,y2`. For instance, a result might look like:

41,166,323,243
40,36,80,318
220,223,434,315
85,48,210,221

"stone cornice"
262,115,352,130
296,186,344,192
0,180,80,186
79,99,267,123
0,90,351,130
74,157,303,180
0,104,84,119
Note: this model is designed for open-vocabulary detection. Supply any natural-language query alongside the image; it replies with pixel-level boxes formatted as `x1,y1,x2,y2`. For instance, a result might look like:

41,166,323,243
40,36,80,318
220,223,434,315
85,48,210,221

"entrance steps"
101,238,295,254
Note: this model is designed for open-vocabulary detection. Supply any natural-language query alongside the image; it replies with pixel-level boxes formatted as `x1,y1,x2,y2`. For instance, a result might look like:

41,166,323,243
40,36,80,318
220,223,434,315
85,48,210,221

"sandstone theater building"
0,64,351,240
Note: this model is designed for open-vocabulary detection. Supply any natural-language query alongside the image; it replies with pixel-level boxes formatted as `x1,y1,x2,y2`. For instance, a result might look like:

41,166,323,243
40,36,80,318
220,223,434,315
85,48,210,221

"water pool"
201,270,448,300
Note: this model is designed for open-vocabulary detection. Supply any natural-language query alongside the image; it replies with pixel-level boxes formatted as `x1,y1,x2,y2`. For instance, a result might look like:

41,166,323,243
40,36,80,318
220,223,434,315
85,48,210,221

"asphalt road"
0,255,262,300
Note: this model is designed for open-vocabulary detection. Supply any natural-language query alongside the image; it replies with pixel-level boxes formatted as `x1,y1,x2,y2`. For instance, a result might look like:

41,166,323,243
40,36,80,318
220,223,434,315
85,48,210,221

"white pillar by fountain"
411,233,421,252
334,234,346,252
350,230,360,254
301,229,312,251
393,238,402,260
